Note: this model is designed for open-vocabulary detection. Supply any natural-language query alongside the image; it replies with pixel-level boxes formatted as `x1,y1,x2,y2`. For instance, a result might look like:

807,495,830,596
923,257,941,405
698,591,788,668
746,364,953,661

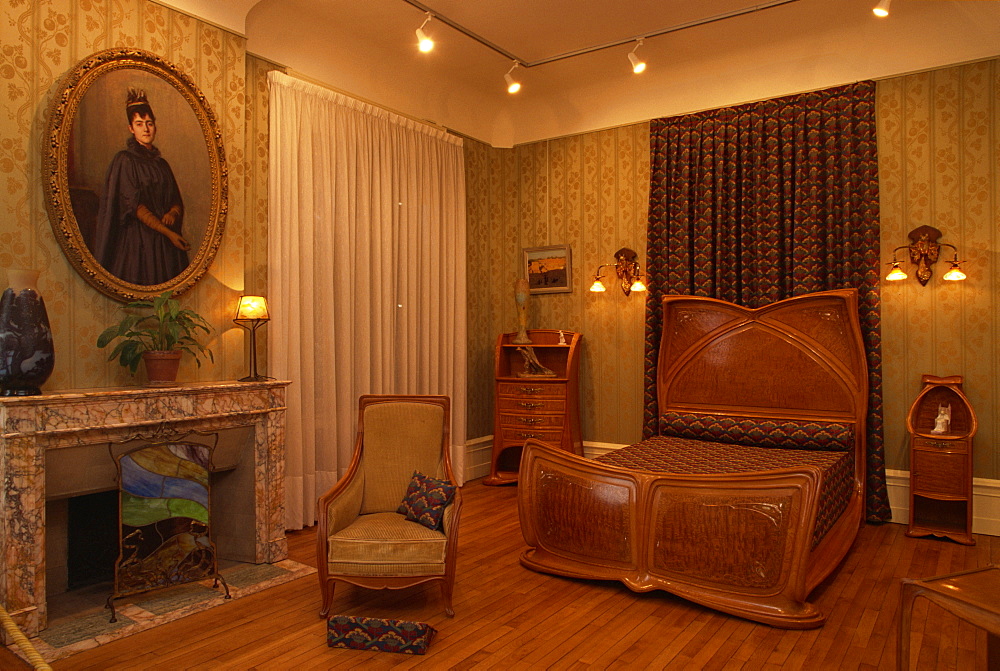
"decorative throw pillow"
396,470,456,530
327,615,436,654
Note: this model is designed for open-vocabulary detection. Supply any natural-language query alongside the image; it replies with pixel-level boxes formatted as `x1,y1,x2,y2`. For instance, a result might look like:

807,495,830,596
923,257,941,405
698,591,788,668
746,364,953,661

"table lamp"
234,295,273,382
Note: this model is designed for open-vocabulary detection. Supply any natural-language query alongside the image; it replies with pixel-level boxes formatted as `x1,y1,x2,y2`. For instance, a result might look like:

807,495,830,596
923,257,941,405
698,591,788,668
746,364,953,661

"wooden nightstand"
484,329,582,485
905,374,977,545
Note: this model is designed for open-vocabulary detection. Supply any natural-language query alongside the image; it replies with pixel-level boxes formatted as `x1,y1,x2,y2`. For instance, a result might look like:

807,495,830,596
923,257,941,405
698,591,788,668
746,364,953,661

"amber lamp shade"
235,295,269,321
885,261,908,281
234,295,273,382
942,262,966,282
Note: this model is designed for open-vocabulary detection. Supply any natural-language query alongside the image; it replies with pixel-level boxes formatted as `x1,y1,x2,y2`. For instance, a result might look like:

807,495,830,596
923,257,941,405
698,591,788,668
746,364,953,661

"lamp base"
238,374,275,382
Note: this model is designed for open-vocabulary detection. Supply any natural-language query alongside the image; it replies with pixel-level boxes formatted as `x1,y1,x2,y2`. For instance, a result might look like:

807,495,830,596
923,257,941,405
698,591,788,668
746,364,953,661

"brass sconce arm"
588,263,614,293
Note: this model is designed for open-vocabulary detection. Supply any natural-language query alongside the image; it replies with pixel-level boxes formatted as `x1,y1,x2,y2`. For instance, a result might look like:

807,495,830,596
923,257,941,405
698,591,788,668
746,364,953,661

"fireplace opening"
67,490,118,590
46,427,258,601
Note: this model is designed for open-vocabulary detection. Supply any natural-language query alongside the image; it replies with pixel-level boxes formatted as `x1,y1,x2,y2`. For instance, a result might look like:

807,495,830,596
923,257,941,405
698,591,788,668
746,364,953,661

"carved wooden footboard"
517,290,869,629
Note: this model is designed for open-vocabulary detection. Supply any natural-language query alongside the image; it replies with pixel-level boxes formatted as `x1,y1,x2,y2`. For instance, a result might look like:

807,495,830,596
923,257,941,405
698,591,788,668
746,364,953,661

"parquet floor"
9,479,998,670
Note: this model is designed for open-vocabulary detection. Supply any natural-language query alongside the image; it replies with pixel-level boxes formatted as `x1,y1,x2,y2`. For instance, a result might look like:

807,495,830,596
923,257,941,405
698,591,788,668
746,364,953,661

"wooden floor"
8,479,998,670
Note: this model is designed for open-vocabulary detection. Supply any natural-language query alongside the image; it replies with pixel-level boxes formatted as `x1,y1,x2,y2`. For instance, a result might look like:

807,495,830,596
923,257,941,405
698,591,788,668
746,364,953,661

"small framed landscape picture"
523,245,572,294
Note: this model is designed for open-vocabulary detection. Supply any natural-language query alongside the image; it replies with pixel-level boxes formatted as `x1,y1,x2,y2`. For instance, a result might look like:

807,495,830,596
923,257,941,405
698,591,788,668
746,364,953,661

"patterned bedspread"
595,436,855,547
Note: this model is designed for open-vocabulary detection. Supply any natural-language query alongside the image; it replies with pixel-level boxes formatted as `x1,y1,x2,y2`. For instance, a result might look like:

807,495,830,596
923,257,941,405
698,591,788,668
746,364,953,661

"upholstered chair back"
359,400,446,514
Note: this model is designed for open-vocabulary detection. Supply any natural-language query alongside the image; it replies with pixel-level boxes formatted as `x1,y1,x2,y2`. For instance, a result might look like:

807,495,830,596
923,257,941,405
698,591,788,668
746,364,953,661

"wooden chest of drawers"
485,330,582,485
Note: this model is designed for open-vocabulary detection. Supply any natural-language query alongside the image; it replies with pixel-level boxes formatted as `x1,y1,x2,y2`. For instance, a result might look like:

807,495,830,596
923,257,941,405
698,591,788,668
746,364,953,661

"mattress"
595,435,855,546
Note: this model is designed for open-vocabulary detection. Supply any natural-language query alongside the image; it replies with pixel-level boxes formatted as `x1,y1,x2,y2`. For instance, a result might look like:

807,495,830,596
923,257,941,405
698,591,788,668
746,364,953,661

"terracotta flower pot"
142,350,182,385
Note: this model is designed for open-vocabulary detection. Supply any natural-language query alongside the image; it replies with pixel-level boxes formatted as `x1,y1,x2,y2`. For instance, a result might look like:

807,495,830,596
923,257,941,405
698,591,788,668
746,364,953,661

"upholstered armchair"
316,395,462,618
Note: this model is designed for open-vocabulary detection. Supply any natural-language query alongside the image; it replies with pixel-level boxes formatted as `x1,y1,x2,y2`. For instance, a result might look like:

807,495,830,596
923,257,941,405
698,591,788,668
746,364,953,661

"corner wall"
465,125,650,445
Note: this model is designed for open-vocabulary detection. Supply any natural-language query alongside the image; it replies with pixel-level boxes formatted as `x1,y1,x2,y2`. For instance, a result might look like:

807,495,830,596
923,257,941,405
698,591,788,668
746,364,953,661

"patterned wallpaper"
464,125,651,444
244,54,285,376
0,0,256,388
877,58,999,478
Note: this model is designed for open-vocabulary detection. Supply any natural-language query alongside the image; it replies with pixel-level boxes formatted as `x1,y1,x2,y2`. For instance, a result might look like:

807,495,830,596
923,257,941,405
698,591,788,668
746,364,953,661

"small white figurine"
558,330,567,345
931,403,951,434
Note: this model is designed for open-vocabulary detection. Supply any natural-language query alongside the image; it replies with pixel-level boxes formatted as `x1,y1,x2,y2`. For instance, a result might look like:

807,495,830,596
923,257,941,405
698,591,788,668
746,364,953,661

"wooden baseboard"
464,435,494,482
463,437,621,481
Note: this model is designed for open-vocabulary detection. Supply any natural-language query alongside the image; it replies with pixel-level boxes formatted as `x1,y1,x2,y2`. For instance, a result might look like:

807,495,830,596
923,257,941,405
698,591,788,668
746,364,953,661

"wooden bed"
517,289,868,629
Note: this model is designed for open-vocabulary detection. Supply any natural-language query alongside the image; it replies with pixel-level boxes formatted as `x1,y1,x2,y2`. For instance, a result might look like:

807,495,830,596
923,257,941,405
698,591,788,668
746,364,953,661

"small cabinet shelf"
485,329,582,485
905,374,976,545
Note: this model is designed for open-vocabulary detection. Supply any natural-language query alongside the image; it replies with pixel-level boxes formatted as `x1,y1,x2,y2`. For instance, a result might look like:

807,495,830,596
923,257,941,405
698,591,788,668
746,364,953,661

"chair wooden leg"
442,577,455,617
319,578,335,619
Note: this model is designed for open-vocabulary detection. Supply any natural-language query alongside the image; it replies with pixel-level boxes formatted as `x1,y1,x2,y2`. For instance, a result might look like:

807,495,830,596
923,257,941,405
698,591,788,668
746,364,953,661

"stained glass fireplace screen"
107,434,229,621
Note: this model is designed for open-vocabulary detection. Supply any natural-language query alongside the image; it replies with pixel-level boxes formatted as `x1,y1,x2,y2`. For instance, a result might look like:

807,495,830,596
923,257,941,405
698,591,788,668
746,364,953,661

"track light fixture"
416,13,434,52
505,62,522,94
628,39,646,74
400,0,802,89
872,0,891,17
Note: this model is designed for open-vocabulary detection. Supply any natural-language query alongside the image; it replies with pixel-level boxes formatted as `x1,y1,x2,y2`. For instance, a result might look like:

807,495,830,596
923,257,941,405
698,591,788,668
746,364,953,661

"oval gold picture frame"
44,48,227,302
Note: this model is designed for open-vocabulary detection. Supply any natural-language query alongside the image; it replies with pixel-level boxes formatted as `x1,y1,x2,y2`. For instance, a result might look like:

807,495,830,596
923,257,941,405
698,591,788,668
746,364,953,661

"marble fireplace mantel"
0,380,290,638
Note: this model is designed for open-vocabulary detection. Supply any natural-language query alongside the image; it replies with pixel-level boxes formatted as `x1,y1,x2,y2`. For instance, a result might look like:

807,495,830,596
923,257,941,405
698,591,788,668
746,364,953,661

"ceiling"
160,0,1000,146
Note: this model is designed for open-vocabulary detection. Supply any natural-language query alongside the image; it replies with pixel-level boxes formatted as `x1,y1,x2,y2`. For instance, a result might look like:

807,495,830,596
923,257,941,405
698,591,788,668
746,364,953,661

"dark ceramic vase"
0,269,55,396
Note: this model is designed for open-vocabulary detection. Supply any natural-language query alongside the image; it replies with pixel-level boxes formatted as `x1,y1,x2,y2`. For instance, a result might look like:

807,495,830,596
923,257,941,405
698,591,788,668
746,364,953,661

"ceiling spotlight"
628,39,647,74
872,0,891,18
416,13,434,52
505,62,521,94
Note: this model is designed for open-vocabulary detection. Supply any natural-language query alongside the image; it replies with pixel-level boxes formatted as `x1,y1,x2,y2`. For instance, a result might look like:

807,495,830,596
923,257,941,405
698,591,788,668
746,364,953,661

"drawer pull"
916,438,963,450
517,417,544,425
518,402,544,409
517,432,543,439
519,386,544,394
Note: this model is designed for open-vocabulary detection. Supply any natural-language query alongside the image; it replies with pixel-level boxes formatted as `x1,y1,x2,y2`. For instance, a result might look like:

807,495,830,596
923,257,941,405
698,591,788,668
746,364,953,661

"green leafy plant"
97,291,214,373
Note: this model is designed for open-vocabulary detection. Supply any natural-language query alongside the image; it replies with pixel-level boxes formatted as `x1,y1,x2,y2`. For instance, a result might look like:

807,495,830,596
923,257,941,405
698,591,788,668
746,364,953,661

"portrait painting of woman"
93,88,191,286
45,48,226,302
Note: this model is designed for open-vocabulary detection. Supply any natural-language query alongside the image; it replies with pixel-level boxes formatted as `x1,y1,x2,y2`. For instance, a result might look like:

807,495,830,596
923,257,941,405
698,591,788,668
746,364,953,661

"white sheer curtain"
268,71,468,529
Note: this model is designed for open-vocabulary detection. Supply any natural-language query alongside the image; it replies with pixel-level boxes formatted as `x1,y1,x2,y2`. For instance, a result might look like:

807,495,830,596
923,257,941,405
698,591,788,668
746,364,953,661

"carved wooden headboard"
657,290,868,432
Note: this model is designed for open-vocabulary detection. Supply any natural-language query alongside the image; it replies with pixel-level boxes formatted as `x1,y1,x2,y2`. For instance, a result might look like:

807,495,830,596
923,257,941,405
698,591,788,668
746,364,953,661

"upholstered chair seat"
317,395,461,617
325,511,450,576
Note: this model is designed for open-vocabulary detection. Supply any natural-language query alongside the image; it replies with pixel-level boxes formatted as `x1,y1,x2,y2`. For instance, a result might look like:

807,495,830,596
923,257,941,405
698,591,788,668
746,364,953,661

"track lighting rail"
402,0,802,69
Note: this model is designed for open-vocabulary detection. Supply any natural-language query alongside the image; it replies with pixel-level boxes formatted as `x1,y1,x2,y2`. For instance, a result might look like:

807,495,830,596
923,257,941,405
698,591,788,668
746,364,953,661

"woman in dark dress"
93,88,190,285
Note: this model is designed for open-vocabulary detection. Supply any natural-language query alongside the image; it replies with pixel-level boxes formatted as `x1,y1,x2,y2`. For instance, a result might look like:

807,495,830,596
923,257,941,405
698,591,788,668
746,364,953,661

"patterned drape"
643,82,890,522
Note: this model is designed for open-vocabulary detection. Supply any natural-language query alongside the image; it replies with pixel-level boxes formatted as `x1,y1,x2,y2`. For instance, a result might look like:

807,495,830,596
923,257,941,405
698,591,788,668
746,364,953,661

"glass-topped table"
899,565,1000,670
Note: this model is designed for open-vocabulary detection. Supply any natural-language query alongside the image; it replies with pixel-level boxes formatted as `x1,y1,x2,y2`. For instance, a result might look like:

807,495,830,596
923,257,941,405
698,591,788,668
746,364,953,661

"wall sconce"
885,226,967,285
589,247,647,296
234,295,273,382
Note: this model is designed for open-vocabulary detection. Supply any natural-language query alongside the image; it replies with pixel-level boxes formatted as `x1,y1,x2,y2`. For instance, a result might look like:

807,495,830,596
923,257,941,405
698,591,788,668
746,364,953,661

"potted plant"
97,291,214,384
